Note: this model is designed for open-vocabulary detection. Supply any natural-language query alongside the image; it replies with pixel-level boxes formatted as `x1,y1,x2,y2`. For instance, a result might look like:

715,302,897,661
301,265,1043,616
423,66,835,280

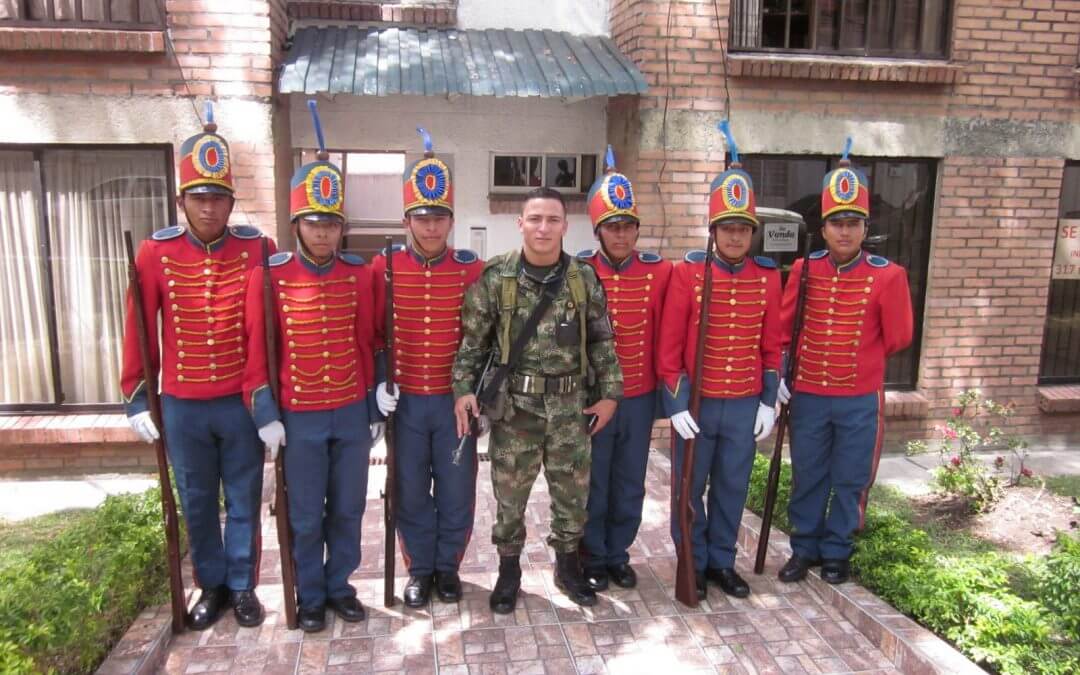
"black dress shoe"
187,585,229,630
706,567,750,598
231,590,265,627
554,551,597,607
695,571,707,601
607,563,637,589
403,574,434,608
297,605,326,633
778,554,821,583
434,570,463,603
583,566,609,592
328,595,366,622
821,558,850,584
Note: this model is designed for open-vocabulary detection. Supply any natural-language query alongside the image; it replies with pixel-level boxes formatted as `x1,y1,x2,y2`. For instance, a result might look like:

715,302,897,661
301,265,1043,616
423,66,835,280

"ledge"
1037,384,1080,414
0,27,165,52
726,52,963,84
884,389,930,419
488,192,587,215
0,413,136,446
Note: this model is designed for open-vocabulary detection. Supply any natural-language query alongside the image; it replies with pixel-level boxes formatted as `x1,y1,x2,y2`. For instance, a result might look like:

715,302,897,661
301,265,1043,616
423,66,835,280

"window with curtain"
1040,162,1080,384
0,146,171,409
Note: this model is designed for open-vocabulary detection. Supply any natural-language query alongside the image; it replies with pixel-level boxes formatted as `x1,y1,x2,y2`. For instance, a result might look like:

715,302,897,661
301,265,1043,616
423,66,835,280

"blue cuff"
123,381,149,417
661,374,691,417
374,350,388,385
251,386,281,428
761,370,779,408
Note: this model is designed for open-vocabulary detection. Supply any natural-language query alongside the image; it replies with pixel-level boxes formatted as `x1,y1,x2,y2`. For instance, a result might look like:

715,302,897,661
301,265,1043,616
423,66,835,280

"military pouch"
481,368,509,422
555,316,581,347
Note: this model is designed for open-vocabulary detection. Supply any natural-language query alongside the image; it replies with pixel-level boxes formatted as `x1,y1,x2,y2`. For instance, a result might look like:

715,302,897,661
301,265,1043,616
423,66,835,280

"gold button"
864,287,871,294
725,365,732,372
694,286,702,293
645,285,651,291
164,268,172,276
178,375,185,382
826,319,833,326
321,316,328,323
829,297,836,304
729,335,735,341
729,298,736,306
730,288,736,295
613,320,619,327
295,385,302,392
279,292,286,299
178,339,184,347
612,308,619,315
171,303,178,310
204,291,211,299
278,279,286,286
647,273,653,280
823,360,829,367
828,308,835,315
210,375,217,382
203,269,211,276
241,251,249,259
425,353,431,358
832,276,838,282
168,280,176,288
172,316,179,323
425,329,431,335
287,330,294,336
286,318,293,325
323,375,330,382
178,351,185,358
861,298,868,305
613,274,620,281
288,341,296,348
290,364,296,371
830,286,837,293
160,256,169,263
826,329,833,336
320,304,326,311
424,317,431,324
208,338,215,346
289,353,296,359
856,330,862,337
696,296,702,303
291,398,298,405
395,369,402,376
425,270,432,277
348,276,356,282
209,363,217,370
424,341,431,347
867,276,874,283
322,351,330,358
424,385,431,392
205,280,212,288
177,364,184,371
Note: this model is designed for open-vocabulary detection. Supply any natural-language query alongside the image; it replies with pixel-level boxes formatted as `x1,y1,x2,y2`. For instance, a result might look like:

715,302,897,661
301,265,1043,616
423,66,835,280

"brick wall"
609,0,1080,447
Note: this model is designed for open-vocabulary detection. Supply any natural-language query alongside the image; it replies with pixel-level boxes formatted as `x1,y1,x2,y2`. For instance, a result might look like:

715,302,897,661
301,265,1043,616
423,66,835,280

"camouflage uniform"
452,249,622,556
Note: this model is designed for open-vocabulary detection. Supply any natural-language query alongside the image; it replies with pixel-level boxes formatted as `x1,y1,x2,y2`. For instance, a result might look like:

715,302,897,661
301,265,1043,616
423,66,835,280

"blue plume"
841,137,853,161
204,101,214,126
307,100,326,153
718,120,739,165
605,145,616,171
417,127,433,153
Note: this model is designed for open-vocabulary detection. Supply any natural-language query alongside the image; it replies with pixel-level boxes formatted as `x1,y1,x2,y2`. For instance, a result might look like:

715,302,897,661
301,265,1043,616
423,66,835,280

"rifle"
382,236,397,607
451,352,494,465
674,230,717,608
753,232,814,574
262,238,299,629
123,231,187,634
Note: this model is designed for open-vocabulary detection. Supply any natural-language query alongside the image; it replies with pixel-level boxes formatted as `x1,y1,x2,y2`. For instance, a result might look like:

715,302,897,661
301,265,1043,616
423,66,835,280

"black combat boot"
489,555,522,615
554,551,597,607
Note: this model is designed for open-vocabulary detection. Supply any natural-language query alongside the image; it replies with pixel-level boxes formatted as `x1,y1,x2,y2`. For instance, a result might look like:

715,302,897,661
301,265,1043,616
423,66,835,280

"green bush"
0,488,172,674
746,453,1080,675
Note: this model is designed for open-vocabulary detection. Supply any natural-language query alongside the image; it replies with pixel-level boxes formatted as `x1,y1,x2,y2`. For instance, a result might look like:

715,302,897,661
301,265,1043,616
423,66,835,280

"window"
742,154,936,390
0,0,163,29
490,153,598,194
730,0,951,59
0,146,173,410
1040,163,1080,384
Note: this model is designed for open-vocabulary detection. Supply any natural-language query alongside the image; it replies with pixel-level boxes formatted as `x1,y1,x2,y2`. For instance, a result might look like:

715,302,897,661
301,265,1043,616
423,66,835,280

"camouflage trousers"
489,391,591,556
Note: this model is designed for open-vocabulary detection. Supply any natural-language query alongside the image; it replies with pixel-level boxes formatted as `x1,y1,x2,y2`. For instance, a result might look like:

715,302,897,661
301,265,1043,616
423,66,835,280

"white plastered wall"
457,0,609,36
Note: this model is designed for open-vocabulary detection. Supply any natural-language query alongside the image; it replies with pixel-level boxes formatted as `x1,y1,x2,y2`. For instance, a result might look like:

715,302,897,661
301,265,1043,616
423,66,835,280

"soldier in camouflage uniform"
452,187,623,613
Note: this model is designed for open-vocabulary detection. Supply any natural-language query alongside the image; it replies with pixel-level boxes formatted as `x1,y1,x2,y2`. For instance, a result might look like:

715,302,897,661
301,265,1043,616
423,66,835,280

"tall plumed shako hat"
708,120,759,228
289,100,345,222
403,128,453,217
821,137,870,221
587,145,639,233
178,102,235,196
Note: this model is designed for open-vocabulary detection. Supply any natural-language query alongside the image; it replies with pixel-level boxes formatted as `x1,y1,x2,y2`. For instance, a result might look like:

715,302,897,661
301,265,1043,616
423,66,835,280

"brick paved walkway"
149,451,905,674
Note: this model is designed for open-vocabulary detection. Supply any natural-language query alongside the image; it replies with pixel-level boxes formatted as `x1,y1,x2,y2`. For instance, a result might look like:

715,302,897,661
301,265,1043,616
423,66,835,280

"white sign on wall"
1053,219,1080,280
763,221,799,253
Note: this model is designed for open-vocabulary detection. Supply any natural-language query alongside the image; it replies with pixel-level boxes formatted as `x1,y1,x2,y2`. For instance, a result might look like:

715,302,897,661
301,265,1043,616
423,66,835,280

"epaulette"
809,249,829,260
379,243,407,257
684,249,706,264
151,226,184,241
753,255,777,269
268,251,293,266
339,252,366,266
867,254,890,268
576,248,597,260
638,251,663,264
453,248,479,264
229,225,262,239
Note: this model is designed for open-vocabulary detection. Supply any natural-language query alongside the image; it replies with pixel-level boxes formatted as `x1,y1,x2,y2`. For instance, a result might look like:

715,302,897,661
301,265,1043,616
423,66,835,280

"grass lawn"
1044,474,1080,499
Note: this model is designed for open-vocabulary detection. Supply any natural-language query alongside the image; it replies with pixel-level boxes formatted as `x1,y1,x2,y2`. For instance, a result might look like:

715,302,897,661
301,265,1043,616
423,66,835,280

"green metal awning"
280,26,648,98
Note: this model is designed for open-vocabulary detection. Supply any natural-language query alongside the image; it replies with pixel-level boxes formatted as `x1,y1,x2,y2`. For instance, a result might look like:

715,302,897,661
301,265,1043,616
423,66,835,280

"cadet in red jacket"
120,104,270,630
776,140,913,585
657,123,782,600
369,128,484,608
576,146,672,592
242,102,378,633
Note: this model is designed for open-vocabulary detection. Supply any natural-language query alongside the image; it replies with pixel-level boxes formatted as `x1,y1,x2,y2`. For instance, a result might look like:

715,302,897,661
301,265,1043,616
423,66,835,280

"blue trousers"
787,391,883,560
583,391,655,567
282,400,371,609
161,394,263,591
394,392,477,576
670,395,758,571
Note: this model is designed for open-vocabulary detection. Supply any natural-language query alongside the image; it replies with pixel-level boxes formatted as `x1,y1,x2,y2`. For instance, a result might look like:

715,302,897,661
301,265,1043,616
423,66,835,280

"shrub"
1038,531,1080,637
0,488,172,674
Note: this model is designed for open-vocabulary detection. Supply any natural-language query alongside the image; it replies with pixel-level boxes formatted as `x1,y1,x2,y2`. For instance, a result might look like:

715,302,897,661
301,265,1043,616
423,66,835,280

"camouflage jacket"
452,249,623,403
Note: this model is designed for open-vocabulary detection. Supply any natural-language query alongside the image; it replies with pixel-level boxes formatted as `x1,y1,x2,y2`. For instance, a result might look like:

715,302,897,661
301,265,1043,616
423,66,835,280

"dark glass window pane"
868,0,894,50
493,155,541,188
894,0,921,51
1040,163,1080,383
762,0,789,48
1061,163,1080,218
579,154,597,194
789,0,812,49
840,0,869,49
815,0,841,50
920,0,947,56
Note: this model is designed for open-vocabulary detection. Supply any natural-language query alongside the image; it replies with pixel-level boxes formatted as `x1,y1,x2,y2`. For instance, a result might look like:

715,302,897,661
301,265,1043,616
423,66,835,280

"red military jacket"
781,250,913,397
242,250,376,427
371,245,483,396
577,248,672,398
120,225,272,416
657,252,783,413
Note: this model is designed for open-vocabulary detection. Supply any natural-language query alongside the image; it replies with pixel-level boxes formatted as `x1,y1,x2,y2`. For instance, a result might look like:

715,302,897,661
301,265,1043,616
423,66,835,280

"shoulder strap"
498,275,518,366
566,259,588,377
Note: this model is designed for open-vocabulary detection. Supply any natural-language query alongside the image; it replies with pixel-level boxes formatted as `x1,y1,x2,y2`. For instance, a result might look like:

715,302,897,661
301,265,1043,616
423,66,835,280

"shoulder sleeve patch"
638,251,662,264
809,249,829,260
268,251,293,266
339,252,366,266
229,225,262,239
575,248,597,260
867,254,890,268
151,225,184,241
453,248,478,264
379,243,407,257
684,249,706,264
753,255,777,269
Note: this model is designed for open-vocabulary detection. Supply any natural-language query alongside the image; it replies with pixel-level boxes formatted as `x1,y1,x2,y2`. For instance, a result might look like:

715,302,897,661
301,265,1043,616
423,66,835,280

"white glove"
376,382,399,416
670,410,699,440
128,411,160,444
258,420,286,461
753,403,777,442
477,414,491,438
370,422,385,444
777,378,792,406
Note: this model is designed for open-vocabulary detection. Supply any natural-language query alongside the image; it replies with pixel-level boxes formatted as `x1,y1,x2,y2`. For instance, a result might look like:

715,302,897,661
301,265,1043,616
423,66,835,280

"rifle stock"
382,236,397,607
675,230,717,608
262,238,299,629
753,233,814,574
123,231,187,634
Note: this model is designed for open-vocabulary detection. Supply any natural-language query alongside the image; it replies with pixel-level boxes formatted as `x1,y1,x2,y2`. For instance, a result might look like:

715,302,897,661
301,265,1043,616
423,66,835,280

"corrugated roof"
280,26,648,98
